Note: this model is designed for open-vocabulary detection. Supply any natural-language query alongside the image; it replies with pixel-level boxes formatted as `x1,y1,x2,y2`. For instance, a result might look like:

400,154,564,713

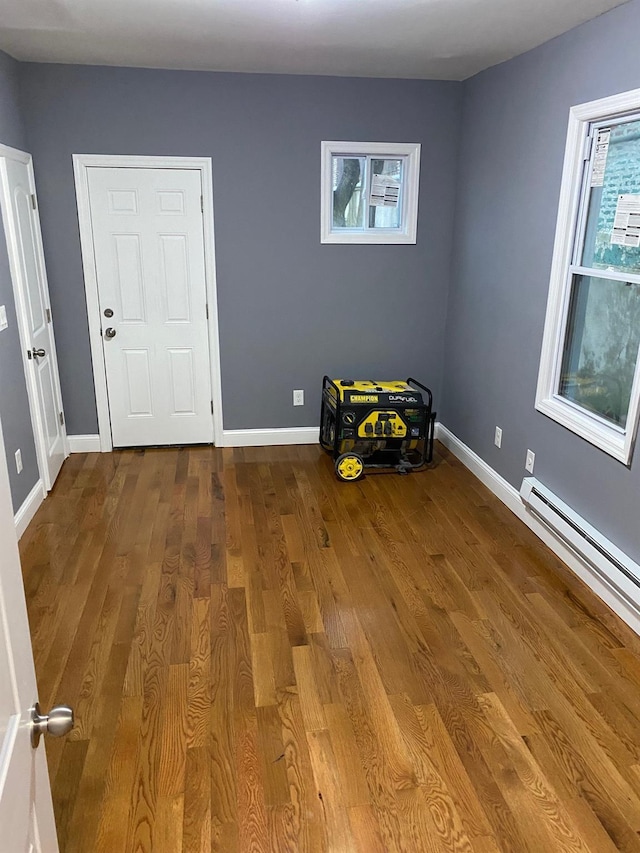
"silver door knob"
30,702,74,748
32,347,46,358
104,327,116,339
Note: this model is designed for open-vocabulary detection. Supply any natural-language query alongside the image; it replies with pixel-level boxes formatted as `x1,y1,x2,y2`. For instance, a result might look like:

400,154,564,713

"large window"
320,142,420,244
536,89,640,464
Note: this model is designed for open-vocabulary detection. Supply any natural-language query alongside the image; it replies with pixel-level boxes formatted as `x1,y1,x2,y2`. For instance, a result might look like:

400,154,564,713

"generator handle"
407,377,433,411
323,375,341,396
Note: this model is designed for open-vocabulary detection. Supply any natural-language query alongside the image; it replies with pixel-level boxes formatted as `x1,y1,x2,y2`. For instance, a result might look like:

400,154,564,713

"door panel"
87,167,213,447
15,188,46,334
168,348,196,414
159,234,191,322
123,349,153,416
114,234,146,322
0,154,66,490
108,188,138,214
37,358,59,447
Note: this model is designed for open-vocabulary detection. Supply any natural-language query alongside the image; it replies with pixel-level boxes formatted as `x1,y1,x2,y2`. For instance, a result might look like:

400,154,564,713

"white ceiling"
0,0,630,81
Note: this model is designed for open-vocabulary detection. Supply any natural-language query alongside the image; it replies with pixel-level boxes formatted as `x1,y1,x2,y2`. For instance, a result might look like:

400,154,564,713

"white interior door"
0,411,59,852
0,149,66,490
86,167,214,447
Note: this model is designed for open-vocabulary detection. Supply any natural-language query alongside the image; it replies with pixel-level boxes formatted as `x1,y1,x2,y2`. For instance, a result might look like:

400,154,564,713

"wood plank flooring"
19,442,640,852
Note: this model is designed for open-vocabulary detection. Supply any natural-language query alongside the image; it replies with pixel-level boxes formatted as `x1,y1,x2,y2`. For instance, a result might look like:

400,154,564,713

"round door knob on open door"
104,327,116,339
30,702,74,749
32,348,46,358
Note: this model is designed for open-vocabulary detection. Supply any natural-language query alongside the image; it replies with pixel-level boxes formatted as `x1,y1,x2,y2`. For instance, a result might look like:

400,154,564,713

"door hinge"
583,132,595,161
59,411,65,426
46,307,51,323
210,400,214,414
205,303,209,320
31,193,37,210
200,195,204,213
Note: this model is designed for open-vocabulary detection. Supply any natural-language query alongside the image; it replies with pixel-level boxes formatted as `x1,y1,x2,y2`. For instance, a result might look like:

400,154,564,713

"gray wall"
19,66,462,433
443,0,640,560
0,50,39,512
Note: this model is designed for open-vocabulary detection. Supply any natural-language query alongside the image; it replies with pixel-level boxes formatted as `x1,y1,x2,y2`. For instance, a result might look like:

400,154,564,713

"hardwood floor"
19,442,640,852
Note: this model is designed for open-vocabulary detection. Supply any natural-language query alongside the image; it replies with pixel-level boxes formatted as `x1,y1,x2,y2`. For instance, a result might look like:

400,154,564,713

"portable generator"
320,377,435,481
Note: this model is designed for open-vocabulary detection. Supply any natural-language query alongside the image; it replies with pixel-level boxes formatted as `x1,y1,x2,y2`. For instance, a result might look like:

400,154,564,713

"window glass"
331,155,405,232
559,273,640,427
368,159,403,230
332,156,366,229
581,118,640,274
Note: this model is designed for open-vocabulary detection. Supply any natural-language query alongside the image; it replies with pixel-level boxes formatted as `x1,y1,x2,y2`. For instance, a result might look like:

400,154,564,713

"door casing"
73,155,224,451
0,142,69,490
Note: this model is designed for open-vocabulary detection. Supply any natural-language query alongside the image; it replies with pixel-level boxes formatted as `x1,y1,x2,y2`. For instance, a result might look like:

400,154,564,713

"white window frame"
536,87,640,465
320,141,420,245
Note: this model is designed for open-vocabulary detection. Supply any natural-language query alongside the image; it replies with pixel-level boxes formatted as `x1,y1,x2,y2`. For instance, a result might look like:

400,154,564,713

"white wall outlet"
293,389,304,406
525,449,535,473
0,305,7,331
14,448,22,474
494,426,502,448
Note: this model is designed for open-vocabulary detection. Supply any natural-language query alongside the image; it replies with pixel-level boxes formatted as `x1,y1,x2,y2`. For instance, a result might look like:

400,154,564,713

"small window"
536,90,640,464
321,142,420,244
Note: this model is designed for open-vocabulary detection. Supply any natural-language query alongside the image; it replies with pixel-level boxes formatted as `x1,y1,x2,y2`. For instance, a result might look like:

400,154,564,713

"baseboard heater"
520,477,640,607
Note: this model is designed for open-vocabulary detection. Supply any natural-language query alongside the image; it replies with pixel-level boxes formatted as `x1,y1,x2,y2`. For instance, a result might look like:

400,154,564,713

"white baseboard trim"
220,427,319,448
68,434,101,453
14,479,46,539
435,424,523,516
436,423,640,636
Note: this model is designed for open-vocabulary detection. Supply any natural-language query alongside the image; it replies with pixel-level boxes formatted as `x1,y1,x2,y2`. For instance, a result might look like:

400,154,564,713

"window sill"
535,394,633,465
320,230,417,245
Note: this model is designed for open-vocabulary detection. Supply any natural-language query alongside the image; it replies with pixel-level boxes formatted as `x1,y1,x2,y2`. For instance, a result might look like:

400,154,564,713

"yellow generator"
320,377,435,481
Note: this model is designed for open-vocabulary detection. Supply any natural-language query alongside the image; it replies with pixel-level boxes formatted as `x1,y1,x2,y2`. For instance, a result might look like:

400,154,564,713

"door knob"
32,347,46,358
104,327,117,339
30,702,74,748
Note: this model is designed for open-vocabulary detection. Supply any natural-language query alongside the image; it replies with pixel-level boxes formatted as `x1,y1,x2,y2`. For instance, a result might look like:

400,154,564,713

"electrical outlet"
293,389,304,406
525,449,535,473
15,448,22,474
494,426,502,448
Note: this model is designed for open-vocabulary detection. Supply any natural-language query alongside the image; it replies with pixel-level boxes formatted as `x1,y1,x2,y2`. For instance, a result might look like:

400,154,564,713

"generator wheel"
335,453,365,482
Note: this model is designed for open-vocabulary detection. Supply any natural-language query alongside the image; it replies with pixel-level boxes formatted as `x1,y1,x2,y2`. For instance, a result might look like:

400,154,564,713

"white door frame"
73,154,224,452
0,142,69,488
